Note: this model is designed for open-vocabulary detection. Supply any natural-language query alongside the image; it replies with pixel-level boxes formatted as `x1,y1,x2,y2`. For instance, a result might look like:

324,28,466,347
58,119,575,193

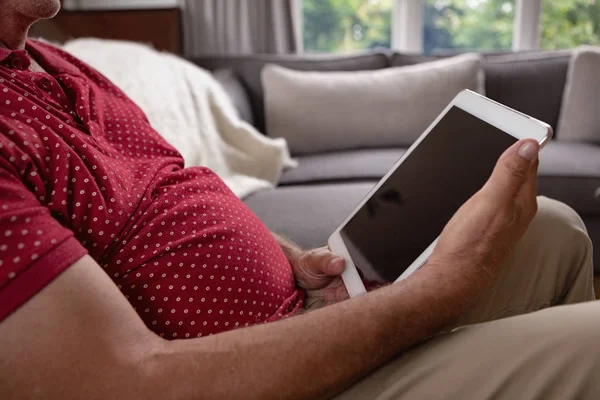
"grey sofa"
191,50,600,273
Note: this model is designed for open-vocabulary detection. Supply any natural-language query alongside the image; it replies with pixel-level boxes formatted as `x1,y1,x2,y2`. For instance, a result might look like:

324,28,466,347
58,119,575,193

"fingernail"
518,141,539,162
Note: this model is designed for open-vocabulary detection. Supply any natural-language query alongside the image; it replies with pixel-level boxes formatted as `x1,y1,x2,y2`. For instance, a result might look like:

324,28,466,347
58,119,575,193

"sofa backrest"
392,50,572,134
191,52,390,133
192,50,572,136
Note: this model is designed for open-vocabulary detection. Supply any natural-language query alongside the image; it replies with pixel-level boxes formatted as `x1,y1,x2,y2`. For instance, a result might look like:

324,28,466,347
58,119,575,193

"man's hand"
426,139,540,294
288,246,345,289
272,234,350,303
289,246,350,305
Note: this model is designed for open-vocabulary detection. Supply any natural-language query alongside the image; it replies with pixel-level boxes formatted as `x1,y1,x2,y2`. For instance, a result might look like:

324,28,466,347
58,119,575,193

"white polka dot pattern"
0,40,304,336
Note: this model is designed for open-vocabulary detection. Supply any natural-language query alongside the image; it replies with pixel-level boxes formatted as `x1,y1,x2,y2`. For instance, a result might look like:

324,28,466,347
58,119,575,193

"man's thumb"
484,139,539,199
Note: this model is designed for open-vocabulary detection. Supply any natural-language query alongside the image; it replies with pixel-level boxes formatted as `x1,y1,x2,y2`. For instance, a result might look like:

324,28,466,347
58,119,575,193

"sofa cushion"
391,50,571,133
245,182,375,249
245,182,600,272
280,148,405,185
245,181,599,260
539,142,600,177
279,142,600,215
556,46,600,144
262,53,484,154
282,142,600,181
190,52,390,133
537,142,600,215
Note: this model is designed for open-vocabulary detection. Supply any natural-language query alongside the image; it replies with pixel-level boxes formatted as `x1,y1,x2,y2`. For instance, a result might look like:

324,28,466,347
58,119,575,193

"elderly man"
0,1,597,399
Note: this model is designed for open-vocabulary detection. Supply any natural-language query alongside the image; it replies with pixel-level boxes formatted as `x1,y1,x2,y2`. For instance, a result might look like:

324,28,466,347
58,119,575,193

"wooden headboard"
30,8,183,54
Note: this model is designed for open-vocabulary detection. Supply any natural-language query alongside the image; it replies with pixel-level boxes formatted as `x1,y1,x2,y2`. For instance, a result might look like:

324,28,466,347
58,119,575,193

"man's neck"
0,14,35,50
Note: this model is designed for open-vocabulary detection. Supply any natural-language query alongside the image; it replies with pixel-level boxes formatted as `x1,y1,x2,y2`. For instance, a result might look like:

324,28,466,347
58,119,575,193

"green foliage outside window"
302,0,600,54
540,0,600,49
303,0,393,52
424,0,515,53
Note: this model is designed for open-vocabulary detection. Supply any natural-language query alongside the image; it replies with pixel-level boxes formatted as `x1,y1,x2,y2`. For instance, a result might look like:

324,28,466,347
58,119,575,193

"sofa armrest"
212,69,255,127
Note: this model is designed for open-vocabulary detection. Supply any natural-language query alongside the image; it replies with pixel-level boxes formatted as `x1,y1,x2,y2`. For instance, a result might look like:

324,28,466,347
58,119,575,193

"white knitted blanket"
62,38,295,198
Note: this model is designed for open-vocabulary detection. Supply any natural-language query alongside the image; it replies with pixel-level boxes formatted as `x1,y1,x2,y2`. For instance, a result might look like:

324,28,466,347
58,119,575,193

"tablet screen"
339,106,518,284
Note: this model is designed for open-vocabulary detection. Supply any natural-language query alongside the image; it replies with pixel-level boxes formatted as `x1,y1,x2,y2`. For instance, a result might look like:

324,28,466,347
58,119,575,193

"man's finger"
484,139,539,201
323,277,350,305
306,247,345,276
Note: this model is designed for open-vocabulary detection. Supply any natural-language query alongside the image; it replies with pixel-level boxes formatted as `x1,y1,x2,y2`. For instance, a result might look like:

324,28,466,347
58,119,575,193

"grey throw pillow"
556,46,600,143
212,69,255,126
262,53,484,155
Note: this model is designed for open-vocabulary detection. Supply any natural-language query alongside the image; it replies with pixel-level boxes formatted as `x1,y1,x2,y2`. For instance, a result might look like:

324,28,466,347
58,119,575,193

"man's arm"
0,140,540,400
0,254,468,400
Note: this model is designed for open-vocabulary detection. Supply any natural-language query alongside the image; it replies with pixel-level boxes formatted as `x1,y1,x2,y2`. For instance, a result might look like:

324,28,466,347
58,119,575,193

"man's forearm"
149,259,490,400
1,255,493,400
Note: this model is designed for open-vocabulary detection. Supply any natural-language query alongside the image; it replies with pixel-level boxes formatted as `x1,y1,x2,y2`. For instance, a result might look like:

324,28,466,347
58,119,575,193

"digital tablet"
328,89,553,298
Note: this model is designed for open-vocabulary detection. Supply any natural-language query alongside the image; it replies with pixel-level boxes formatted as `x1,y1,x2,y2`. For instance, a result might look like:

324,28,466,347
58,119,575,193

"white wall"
63,0,180,10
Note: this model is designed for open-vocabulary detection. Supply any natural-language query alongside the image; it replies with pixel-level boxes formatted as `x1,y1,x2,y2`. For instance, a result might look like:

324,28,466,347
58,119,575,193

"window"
302,0,393,52
540,0,600,50
301,0,600,53
424,0,515,54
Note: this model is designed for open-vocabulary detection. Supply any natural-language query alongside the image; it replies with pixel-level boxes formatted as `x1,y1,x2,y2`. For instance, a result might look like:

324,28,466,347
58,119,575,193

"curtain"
182,0,301,56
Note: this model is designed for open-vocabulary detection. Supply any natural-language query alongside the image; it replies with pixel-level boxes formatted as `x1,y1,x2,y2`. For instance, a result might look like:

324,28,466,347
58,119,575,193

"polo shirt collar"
0,46,12,63
0,45,31,70
26,39,83,77
0,40,84,77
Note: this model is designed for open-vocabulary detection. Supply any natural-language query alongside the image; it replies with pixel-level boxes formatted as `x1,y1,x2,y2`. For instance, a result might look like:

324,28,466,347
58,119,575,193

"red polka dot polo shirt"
0,40,304,338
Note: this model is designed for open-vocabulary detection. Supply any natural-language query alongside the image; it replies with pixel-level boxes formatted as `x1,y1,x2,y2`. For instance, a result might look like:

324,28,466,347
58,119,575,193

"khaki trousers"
336,197,597,400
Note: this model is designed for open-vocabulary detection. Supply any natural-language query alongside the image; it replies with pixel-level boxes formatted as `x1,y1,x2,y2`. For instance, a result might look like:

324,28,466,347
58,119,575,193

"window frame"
512,0,542,50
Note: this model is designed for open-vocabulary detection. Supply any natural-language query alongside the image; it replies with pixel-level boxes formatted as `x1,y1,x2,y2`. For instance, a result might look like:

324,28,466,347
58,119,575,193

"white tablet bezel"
328,89,553,298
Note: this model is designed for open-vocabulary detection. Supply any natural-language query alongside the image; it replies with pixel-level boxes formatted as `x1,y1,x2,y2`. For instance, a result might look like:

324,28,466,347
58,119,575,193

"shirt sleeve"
0,157,88,322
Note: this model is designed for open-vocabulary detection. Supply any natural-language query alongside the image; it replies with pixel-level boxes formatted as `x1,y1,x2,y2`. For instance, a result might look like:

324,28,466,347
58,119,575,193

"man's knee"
485,302,600,380
525,197,594,302
527,197,591,253
534,196,588,235
527,301,600,351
